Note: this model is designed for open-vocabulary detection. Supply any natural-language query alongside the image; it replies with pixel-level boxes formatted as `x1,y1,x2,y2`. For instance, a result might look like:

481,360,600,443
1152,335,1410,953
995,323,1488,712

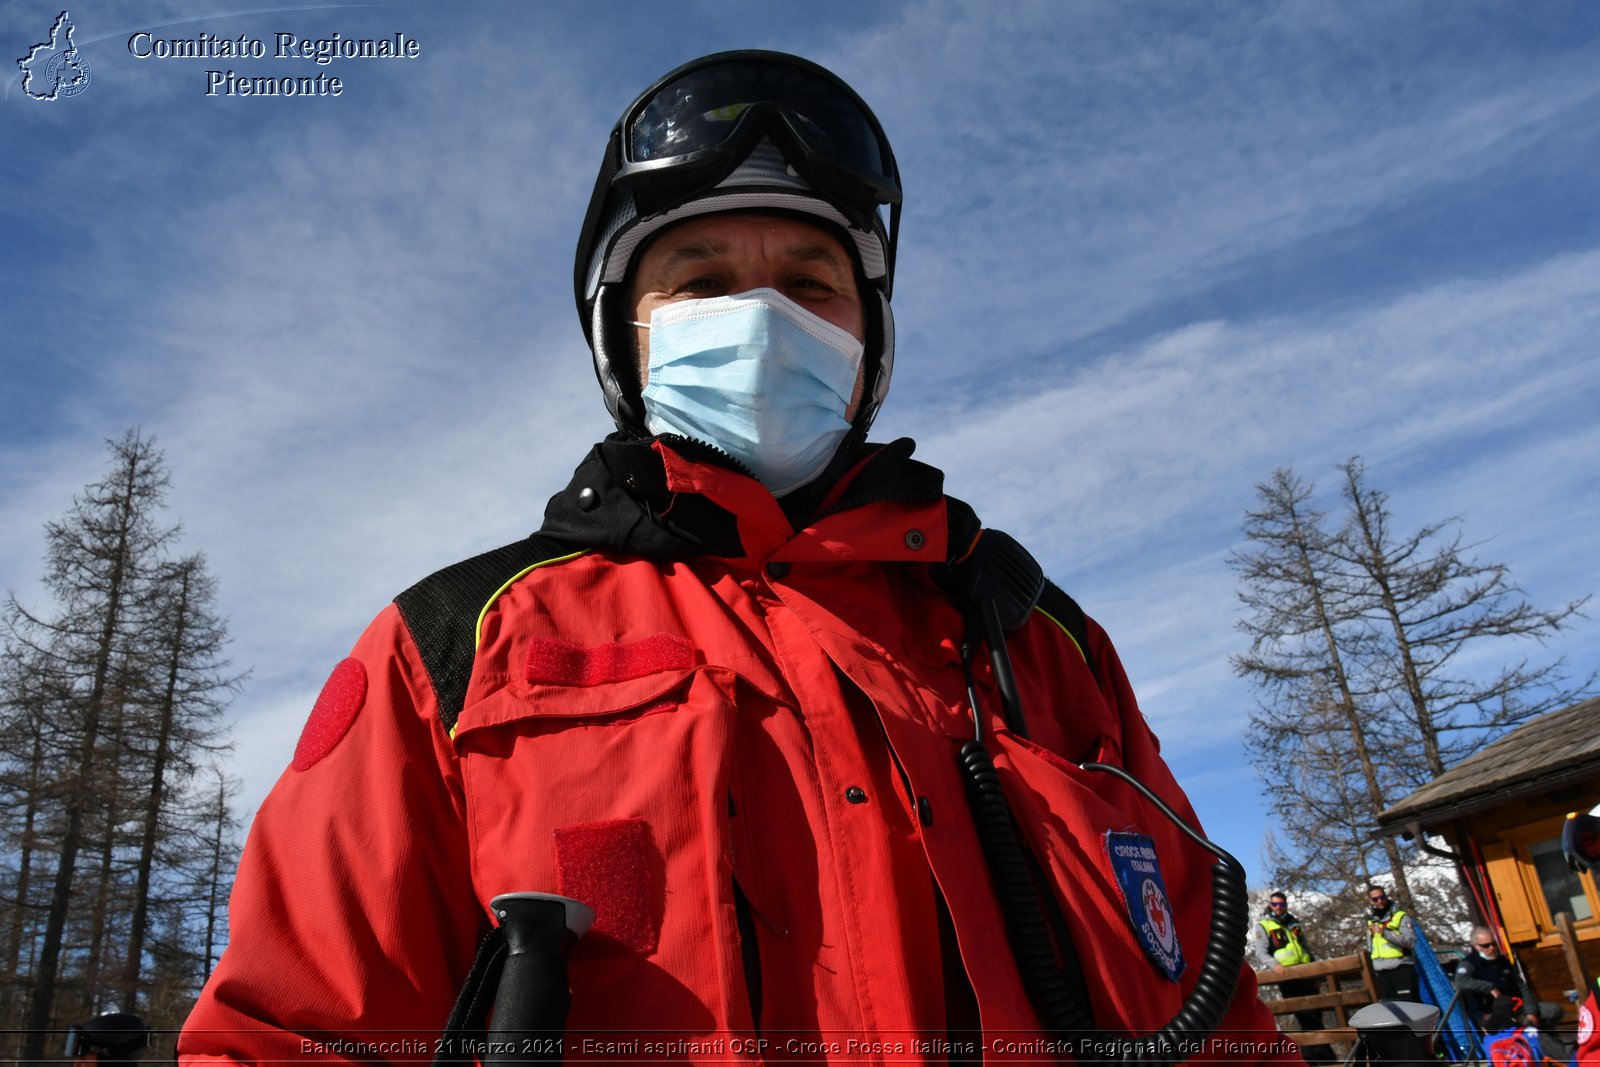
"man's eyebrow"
658,239,730,266
653,239,851,272
783,243,852,270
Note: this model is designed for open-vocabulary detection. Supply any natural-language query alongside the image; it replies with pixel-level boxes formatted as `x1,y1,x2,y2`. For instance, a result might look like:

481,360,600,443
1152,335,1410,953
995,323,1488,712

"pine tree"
1232,469,1415,904
1333,457,1591,780
0,642,63,1029
9,432,176,1059
121,554,240,1007
0,432,243,1058
192,766,241,987
1233,460,1589,937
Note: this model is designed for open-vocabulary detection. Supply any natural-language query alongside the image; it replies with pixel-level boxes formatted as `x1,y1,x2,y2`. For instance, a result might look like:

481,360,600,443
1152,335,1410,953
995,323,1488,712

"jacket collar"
537,434,966,567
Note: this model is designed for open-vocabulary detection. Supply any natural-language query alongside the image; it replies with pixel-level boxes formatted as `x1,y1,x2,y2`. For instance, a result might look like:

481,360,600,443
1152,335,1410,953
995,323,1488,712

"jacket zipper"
657,433,759,481
731,875,764,1031
727,791,763,1032
811,487,942,526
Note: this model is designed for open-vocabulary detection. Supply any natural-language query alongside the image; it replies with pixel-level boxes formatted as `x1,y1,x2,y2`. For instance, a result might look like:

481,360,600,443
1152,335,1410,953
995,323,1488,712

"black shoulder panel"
944,496,982,564
1037,579,1101,685
394,534,575,734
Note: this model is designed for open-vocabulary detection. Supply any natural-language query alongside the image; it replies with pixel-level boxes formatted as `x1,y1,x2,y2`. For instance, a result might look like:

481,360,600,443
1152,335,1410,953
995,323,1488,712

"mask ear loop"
594,285,650,437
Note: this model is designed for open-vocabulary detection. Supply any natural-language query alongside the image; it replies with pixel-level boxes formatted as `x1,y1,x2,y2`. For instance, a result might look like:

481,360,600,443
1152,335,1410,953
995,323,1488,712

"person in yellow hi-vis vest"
1252,891,1312,970
1362,884,1418,1001
1252,892,1333,1062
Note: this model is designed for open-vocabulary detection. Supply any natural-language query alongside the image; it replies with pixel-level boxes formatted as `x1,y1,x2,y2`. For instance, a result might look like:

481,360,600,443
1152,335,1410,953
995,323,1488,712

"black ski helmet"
573,50,902,435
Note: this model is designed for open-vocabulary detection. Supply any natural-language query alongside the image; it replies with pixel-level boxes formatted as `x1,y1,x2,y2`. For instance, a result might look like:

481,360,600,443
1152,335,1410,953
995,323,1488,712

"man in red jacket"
180,51,1299,1065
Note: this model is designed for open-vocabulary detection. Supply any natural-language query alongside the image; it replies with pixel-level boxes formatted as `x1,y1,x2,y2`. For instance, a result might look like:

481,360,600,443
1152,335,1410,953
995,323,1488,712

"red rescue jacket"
179,436,1296,1065
1577,979,1599,1066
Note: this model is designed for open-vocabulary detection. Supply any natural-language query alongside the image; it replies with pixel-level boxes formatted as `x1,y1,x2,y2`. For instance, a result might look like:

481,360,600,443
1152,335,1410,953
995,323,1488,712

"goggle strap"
574,131,625,309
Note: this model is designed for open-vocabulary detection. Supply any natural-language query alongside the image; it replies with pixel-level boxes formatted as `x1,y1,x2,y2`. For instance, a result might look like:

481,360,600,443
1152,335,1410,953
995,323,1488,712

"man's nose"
725,262,788,292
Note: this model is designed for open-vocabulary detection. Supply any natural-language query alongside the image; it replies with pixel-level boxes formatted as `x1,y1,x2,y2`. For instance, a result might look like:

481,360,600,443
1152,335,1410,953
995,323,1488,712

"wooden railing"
1254,953,1380,1049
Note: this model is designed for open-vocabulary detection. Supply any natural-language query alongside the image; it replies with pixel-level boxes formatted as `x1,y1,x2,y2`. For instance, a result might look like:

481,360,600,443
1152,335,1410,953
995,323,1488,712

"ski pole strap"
433,925,508,1067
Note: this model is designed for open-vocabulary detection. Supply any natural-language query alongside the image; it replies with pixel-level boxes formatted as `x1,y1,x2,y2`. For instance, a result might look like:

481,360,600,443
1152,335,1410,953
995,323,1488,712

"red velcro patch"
526,633,693,687
555,818,657,954
291,658,367,772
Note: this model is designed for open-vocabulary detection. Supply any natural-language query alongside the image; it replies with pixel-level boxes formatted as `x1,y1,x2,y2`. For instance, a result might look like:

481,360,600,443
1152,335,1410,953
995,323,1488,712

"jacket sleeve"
1454,955,1496,996
179,604,483,1065
1249,922,1276,969
1387,913,1417,951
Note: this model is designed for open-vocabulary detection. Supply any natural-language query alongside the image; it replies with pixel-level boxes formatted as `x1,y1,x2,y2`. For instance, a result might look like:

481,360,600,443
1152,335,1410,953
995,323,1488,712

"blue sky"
3,0,1597,891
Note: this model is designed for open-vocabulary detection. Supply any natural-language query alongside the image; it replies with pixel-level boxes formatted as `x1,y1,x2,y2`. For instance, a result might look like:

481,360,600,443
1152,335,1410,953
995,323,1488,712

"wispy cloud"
907,246,1600,850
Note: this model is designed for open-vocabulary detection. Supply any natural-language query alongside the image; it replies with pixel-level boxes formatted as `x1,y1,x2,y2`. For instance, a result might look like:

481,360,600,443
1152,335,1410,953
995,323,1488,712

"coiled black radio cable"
958,670,1249,1062
949,530,1249,1065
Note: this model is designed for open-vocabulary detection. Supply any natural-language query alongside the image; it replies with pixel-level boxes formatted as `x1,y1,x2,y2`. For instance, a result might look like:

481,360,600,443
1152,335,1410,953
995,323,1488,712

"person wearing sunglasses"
1252,892,1313,972
1251,892,1334,1062
1454,927,1563,1037
179,51,1296,1063
1361,885,1420,1002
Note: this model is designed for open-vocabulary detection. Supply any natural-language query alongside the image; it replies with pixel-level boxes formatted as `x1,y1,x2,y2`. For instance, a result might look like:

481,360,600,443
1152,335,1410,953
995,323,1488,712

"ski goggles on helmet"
64,1026,89,1059
610,51,902,230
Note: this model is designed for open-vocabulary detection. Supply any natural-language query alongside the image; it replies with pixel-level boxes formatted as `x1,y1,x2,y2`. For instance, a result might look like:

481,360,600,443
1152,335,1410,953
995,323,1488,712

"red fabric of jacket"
179,436,1297,1065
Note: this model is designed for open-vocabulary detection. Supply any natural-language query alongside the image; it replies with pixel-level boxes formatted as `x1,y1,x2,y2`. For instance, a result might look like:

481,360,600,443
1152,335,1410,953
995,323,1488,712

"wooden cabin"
1377,696,1600,1019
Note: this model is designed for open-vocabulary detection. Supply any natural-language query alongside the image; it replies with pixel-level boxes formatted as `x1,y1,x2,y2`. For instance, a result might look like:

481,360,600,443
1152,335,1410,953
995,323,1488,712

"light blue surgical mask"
637,288,864,497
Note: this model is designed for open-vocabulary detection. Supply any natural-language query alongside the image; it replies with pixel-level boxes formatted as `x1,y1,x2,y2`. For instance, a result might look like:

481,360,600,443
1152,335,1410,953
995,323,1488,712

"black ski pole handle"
483,892,595,1066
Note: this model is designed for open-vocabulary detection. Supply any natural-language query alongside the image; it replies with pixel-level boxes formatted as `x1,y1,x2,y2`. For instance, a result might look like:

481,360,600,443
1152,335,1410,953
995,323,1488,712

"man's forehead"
643,214,855,267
